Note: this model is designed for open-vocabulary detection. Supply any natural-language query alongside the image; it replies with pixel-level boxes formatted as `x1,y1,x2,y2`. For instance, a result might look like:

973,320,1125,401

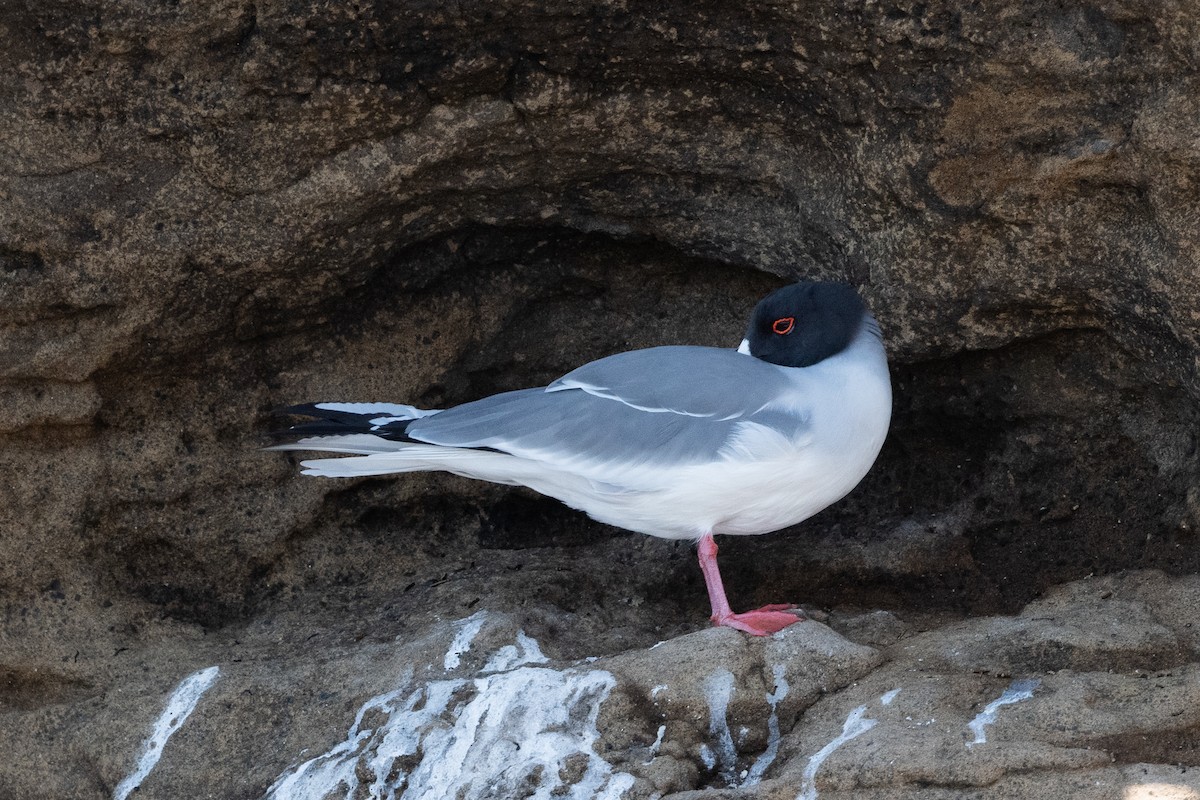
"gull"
272,281,891,635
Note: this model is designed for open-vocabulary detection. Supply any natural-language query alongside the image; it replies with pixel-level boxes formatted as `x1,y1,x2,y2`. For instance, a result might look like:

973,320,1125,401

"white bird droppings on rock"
266,624,634,800
481,629,548,672
796,705,878,800
113,665,220,800
745,663,789,785
443,609,487,670
967,678,1040,746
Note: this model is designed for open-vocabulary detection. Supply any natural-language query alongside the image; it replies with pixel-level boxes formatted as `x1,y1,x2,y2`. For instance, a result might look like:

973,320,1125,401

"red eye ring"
772,317,795,335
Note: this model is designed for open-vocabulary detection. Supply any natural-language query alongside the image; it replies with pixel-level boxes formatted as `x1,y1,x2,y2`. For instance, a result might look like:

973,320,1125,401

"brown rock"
3,1,1200,797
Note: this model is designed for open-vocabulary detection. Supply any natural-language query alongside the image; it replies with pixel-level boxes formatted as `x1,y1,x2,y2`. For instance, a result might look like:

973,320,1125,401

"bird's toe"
714,608,804,636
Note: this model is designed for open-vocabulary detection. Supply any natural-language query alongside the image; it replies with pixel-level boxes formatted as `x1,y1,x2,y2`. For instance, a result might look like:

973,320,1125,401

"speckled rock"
3,0,1200,797
8,572,1200,798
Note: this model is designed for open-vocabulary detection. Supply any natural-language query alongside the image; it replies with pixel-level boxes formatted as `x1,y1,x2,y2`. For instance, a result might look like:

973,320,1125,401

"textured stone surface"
3,0,1200,797
7,574,1200,798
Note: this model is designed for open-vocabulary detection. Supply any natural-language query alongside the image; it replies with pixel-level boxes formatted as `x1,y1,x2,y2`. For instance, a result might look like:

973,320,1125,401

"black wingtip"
266,421,360,439
268,403,346,443
267,402,419,443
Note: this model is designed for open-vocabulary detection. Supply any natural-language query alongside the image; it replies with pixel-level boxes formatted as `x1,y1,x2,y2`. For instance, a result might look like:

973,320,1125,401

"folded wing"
404,347,808,477
280,346,813,489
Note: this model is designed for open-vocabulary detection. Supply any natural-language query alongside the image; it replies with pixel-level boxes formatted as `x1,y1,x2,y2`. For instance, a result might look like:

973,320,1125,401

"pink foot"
713,606,805,636
696,533,806,637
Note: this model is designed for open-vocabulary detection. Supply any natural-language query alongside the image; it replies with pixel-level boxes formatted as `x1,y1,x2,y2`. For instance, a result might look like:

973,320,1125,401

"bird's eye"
772,317,795,335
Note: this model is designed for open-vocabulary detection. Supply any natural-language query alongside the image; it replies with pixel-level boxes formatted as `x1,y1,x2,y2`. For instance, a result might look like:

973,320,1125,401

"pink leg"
697,533,803,636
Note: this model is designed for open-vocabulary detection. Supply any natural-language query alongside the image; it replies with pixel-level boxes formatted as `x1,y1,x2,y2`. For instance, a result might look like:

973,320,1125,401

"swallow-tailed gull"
271,281,891,635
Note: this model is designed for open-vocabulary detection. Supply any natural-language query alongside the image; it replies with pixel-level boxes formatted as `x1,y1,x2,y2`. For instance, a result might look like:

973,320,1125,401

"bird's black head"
743,281,868,368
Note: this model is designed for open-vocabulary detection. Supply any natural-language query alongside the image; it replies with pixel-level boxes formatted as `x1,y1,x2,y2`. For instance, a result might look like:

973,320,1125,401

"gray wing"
405,346,809,474
548,346,794,419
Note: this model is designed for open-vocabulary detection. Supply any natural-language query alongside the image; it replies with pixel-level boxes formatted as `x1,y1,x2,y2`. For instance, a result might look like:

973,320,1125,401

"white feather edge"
313,402,439,419
549,379,737,419
293,445,637,519
266,434,405,455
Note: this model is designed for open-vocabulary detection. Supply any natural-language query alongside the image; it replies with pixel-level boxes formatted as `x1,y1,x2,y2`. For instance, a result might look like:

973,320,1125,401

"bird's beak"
736,339,751,355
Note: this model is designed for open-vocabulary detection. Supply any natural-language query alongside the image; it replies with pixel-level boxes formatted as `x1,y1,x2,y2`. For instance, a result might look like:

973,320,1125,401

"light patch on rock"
967,679,1040,746
645,725,667,764
443,610,488,670
113,665,221,800
703,669,738,784
265,627,633,800
745,663,789,785
796,705,878,800
1124,783,1200,800
482,629,548,672
699,663,795,787
881,688,901,705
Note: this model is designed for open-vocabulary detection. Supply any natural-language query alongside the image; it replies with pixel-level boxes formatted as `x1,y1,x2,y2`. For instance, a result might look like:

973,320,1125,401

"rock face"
13,572,1200,799
2,1,1200,798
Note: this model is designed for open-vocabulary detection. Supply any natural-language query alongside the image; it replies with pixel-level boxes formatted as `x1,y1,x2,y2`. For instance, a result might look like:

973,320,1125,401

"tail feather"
266,434,408,455
270,402,535,482
298,445,523,482
272,409,622,515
